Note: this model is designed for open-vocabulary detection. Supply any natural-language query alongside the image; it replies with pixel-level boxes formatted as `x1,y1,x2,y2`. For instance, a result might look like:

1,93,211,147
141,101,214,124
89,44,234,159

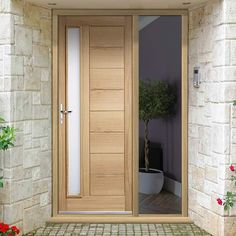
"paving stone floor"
25,223,212,236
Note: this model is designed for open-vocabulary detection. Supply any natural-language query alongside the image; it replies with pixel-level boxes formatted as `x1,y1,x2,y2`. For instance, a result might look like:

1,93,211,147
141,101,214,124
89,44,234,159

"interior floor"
139,190,181,214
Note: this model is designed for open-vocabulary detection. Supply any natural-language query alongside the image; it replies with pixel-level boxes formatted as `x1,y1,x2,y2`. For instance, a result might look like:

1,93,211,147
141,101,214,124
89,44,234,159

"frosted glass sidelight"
67,28,80,196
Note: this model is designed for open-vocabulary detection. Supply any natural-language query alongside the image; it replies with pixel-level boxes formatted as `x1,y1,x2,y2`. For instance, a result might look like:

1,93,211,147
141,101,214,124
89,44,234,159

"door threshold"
48,216,193,224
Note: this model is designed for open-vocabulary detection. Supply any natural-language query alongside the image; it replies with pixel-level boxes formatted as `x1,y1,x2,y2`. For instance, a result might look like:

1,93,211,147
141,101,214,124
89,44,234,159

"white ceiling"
27,0,209,9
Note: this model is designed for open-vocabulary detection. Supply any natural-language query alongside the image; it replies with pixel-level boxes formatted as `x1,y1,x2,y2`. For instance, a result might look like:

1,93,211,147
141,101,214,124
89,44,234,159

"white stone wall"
189,0,236,235
0,0,52,233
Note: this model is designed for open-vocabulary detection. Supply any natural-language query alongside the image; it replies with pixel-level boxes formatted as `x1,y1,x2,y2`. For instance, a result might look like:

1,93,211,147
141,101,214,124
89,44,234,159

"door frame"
52,9,189,222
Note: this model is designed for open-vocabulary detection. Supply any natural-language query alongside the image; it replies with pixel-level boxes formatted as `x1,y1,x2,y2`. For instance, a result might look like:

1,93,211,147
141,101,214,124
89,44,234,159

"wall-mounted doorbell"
193,66,200,88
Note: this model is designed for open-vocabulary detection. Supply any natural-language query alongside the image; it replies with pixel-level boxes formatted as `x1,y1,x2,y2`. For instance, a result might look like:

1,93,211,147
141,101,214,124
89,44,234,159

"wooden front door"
58,16,133,213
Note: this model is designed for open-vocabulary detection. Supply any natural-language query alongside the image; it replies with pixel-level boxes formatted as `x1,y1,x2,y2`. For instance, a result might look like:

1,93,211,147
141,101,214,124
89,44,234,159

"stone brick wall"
0,0,52,233
189,0,236,235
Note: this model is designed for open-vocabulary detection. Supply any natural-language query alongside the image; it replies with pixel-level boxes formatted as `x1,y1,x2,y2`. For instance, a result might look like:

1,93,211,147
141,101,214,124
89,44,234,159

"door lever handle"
60,104,72,124
61,110,72,114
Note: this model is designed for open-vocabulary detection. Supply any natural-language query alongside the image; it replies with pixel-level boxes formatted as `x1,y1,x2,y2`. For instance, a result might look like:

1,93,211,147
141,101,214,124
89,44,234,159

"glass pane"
67,28,81,196
139,16,182,214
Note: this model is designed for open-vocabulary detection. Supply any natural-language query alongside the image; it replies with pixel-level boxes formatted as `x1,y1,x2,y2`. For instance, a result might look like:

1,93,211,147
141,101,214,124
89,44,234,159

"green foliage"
223,191,236,211
0,117,16,151
0,176,3,188
0,116,16,188
139,80,177,172
233,100,236,106
139,80,176,123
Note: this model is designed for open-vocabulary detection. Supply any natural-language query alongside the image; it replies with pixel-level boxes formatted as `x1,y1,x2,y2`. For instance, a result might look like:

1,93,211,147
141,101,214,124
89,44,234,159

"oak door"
58,16,133,213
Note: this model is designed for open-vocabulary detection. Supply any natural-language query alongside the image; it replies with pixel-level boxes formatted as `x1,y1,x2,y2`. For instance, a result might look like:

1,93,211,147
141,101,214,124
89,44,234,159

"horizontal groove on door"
90,26,124,47
90,111,124,132
90,154,124,175
90,48,124,69
90,175,125,196
90,133,124,153
90,90,124,111
90,69,124,90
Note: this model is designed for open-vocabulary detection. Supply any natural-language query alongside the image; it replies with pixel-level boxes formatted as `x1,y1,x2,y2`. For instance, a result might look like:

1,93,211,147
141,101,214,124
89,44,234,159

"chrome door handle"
60,104,72,124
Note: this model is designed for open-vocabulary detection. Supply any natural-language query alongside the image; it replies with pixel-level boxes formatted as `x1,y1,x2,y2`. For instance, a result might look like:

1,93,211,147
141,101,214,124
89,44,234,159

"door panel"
90,90,124,111
58,16,132,213
90,27,124,47
90,111,124,132
90,69,124,90
90,175,125,196
90,133,124,153
90,154,124,175
90,48,124,68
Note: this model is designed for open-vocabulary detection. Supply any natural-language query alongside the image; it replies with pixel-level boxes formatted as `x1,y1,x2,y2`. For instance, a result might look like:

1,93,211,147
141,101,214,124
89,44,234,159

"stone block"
23,205,42,233
15,25,32,56
192,166,205,192
24,66,41,90
40,151,51,178
211,103,230,123
205,166,218,183
32,167,40,181
32,120,49,138
32,178,50,195
40,192,49,207
33,45,49,68
4,147,23,168
213,40,230,67
13,91,32,120
231,40,236,66
33,105,49,119
41,68,50,82
4,202,23,225
4,55,24,76
40,137,50,151
212,124,230,154
24,3,41,27
23,149,39,168
0,14,14,44
11,179,32,202
224,1,236,23
41,82,51,105
32,92,41,105
23,195,40,209
198,126,212,156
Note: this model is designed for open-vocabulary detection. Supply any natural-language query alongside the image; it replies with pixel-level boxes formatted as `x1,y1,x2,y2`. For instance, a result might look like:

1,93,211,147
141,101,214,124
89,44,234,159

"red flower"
11,225,20,234
8,234,13,236
230,165,235,172
217,198,223,205
0,223,4,231
0,223,10,232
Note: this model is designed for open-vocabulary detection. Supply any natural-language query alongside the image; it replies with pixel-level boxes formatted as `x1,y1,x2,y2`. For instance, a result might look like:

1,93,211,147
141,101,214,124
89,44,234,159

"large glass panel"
67,28,81,196
139,16,182,214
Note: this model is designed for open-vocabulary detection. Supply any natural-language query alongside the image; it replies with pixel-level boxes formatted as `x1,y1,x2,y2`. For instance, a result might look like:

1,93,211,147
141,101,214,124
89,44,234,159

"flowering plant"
217,164,236,211
0,223,20,235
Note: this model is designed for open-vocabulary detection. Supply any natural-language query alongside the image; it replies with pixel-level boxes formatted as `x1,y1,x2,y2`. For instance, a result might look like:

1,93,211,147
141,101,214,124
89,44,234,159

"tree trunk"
144,120,149,172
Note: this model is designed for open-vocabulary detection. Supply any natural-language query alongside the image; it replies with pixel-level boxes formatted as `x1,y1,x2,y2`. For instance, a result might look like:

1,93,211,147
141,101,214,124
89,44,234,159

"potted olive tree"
0,117,16,188
139,80,176,194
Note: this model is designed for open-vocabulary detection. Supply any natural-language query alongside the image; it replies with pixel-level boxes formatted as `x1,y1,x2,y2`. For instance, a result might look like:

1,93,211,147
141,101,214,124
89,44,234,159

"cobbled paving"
25,223,212,236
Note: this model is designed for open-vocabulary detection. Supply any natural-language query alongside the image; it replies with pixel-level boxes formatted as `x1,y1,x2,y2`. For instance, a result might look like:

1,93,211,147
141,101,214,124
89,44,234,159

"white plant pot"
139,168,164,194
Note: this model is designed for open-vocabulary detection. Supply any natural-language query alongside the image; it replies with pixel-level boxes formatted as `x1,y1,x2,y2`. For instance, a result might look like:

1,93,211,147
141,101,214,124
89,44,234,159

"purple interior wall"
139,16,182,182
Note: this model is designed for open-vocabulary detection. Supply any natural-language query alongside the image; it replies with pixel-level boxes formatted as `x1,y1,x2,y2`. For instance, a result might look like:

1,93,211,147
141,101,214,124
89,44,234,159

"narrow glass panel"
67,28,80,196
139,16,182,214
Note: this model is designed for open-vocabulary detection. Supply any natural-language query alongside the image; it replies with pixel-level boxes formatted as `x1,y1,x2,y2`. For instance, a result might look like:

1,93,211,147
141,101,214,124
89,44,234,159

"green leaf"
0,176,3,188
